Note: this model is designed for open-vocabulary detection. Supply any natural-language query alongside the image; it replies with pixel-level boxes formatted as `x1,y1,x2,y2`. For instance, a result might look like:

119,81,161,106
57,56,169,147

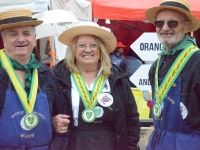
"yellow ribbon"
0,50,38,113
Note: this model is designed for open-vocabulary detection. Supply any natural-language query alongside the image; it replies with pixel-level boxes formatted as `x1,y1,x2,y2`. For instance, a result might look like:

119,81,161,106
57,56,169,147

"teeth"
84,55,92,58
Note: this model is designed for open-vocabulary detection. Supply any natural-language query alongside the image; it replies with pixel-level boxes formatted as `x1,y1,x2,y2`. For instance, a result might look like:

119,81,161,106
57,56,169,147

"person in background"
0,8,67,149
33,47,41,61
119,49,142,87
145,0,200,149
51,21,140,150
110,41,126,67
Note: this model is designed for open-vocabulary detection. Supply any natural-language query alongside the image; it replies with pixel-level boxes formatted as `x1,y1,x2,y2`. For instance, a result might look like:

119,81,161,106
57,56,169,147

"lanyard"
72,73,106,109
155,45,199,104
0,50,38,113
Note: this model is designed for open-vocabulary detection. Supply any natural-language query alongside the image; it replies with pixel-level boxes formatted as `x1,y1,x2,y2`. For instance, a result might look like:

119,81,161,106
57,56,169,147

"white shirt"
71,68,110,126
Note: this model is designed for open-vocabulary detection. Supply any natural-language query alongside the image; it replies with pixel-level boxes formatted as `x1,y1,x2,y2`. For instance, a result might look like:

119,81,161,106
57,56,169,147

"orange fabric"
116,41,126,48
48,37,56,68
87,0,200,20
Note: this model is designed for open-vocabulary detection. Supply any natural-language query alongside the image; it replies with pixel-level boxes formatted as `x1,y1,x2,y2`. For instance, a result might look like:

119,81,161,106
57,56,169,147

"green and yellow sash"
0,50,38,113
72,73,106,109
155,45,199,104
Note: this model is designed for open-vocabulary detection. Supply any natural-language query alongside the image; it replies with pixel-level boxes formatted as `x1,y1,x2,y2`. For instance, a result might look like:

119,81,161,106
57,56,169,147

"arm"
41,69,69,149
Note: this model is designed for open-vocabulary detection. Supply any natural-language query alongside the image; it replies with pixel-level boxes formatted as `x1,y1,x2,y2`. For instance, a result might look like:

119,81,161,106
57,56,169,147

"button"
172,83,176,87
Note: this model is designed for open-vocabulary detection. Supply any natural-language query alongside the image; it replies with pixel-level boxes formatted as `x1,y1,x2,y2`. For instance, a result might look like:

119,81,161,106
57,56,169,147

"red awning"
88,0,200,21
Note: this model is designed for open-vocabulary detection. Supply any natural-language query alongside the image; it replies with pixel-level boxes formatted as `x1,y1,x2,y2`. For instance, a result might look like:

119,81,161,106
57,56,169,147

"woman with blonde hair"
52,21,140,150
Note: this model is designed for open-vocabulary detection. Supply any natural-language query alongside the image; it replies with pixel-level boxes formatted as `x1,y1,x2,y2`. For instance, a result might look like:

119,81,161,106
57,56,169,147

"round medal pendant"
82,109,96,123
153,102,162,118
24,113,39,129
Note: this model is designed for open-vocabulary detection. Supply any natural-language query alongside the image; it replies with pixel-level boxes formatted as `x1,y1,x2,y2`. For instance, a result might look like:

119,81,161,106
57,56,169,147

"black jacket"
52,60,140,150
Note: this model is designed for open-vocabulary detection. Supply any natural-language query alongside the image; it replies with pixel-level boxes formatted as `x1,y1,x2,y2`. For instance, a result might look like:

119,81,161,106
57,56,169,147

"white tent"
0,0,50,13
0,0,92,62
52,0,92,21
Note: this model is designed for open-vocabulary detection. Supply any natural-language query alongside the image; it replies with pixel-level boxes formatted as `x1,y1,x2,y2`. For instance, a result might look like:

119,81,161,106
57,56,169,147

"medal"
97,93,113,107
82,109,96,122
154,46,199,120
153,102,162,118
94,106,104,118
24,113,39,129
72,72,106,122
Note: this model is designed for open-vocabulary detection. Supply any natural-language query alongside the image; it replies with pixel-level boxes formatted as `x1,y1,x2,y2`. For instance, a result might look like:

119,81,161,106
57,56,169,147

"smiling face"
75,35,100,69
156,9,191,50
2,25,36,64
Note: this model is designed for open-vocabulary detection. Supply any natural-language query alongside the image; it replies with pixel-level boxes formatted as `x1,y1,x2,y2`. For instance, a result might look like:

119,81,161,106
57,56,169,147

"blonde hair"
65,35,112,77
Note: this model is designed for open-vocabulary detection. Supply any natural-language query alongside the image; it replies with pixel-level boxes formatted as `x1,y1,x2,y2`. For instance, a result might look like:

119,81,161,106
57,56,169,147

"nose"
84,45,92,52
161,22,170,31
16,34,25,42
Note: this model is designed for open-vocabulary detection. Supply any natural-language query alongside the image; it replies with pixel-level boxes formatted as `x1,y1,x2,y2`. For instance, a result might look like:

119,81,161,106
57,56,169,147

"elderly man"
0,8,67,149
145,0,200,149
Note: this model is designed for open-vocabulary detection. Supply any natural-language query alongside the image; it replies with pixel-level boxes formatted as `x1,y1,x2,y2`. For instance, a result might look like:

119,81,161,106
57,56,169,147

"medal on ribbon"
153,102,161,119
72,72,106,123
154,45,199,119
0,50,39,129
82,109,96,122
24,112,39,129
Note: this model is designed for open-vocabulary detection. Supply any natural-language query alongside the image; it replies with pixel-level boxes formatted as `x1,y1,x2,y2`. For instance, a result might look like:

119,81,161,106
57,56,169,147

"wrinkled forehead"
3,25,34,32
1,25,35,37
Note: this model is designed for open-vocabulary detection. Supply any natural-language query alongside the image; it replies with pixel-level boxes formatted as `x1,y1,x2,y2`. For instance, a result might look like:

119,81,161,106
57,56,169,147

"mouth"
160,33,174,36
16,44,27,48
83,53,94,58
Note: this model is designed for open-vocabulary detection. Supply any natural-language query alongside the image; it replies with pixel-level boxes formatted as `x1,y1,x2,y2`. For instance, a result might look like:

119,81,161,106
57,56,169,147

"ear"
184,21,192,33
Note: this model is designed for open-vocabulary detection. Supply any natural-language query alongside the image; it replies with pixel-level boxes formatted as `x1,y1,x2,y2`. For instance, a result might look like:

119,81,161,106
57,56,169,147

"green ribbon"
155,45,199,104
72,73,106,109
10,54,41,88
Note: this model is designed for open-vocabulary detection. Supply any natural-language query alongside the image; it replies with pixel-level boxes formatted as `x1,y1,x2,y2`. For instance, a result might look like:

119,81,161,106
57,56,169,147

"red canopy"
87,0,200,58
88,0,200,21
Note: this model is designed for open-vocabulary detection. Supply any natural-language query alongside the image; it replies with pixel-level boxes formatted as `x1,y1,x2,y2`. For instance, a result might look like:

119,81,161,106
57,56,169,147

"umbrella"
33,9,79,39
32,9,79,67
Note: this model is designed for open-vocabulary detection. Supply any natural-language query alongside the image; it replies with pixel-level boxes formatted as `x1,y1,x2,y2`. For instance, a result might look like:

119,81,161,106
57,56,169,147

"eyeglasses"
76,44,99,51
154,20,188,28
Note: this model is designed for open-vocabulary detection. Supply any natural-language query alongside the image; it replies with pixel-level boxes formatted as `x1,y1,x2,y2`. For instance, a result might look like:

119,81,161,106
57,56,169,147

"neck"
79,67,99,76
77,63,99,73
78,64,99,86
15,59,29,65
6,53,30,65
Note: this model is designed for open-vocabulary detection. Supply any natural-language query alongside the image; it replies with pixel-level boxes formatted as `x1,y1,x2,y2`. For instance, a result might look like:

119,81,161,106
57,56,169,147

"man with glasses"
145,0,200,149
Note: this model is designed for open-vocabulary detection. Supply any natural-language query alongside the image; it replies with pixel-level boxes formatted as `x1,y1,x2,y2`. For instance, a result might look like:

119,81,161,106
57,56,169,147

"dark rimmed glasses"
154,20,189,28
76,44,99,51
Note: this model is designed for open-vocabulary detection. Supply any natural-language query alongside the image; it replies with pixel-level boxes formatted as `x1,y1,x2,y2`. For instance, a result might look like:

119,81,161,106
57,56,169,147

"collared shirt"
71,67,110,126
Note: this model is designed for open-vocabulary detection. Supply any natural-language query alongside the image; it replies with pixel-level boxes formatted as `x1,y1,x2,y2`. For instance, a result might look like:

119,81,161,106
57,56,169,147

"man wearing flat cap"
0,8,67,149
145,0,200,149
